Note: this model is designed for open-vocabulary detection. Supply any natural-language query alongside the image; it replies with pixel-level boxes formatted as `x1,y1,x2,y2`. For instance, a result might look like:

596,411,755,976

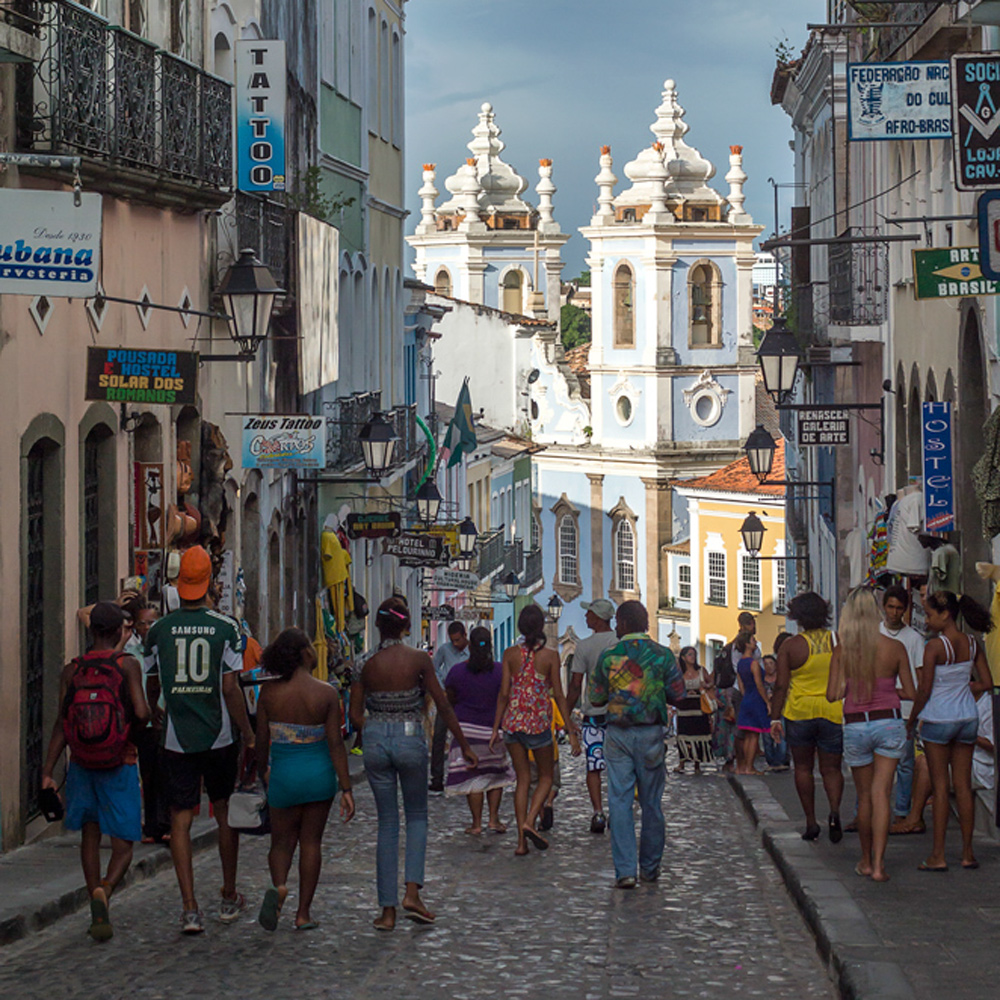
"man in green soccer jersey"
144,546,255,934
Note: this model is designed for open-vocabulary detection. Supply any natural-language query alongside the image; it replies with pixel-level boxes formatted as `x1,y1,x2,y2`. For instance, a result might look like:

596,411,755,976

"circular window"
689,388,722,427
531,400,539,420
616,396,633,424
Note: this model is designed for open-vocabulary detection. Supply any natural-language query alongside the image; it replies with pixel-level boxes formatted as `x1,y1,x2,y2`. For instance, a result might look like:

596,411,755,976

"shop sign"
241,414,326,470
425,523,460,556
86,347,198,405
133,462,164,550
977,190,1000,280
951,52,1000,190
422,604,455,621
384,533,446,567
236,40,286,192
912,246,1000,299
847,61,951,141
433,567,481,591
455,606,493,622
922,402,955,532
0,189,102,297
345,512,401,540
797,408,850,447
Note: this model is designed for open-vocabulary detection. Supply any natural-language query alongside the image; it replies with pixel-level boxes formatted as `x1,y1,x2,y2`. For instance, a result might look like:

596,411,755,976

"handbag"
700,690,718,715
227,754,270,835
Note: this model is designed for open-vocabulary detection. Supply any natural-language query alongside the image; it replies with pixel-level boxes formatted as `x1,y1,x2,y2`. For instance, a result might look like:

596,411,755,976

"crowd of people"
41,543,998,941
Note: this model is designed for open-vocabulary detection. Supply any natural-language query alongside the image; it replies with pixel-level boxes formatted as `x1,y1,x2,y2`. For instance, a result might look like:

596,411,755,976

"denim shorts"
843,718,907,767
920,718,978,745
503,730,552,751
783,716,843,755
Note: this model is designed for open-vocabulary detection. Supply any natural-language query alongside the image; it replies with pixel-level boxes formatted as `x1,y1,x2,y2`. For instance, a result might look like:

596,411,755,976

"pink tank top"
844,676,901,715
503,646,552,735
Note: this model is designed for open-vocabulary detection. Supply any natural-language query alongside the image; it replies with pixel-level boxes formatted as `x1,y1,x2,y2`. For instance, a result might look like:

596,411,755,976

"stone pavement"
733,768,1000,1000
0,755,834,1000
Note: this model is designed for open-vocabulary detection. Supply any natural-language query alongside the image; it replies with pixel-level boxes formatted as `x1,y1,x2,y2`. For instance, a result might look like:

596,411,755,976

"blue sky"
405,0,824,278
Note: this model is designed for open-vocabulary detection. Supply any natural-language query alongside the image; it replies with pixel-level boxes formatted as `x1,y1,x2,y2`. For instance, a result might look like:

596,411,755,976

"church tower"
407,103,569,320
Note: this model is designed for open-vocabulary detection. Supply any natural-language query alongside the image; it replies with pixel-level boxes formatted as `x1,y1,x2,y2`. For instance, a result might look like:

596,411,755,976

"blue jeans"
763,732,789,767
363,721,429,907
894,733,915,817
605,724,666,879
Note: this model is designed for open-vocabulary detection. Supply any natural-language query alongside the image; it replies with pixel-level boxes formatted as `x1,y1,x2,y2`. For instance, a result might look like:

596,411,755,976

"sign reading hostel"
241,414,326,470
0,190,101,297
797,408,850,447
951,52,1000,190
847,61,951,141
236,40,286,192
922,402,955,532
86,347,198,405
912,246,1000,299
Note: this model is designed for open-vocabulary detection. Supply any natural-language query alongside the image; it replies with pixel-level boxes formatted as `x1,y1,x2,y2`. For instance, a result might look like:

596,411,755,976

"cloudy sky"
405,0,824,277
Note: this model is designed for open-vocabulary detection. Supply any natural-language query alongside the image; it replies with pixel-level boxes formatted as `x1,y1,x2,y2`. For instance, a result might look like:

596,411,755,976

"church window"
551,494,581,600
689,260,722,347
613,263,635,348
615,395,633,426
558,516,578,586
502,270,523,314
434,268,452,297
614,519,635,593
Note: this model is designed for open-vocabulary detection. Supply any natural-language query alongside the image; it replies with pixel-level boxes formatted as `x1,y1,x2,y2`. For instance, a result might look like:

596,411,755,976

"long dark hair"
261,627,313,681
518,603,547,651
375,596,410,640
679,645,699,671
466,626,494,674
924,590,994,634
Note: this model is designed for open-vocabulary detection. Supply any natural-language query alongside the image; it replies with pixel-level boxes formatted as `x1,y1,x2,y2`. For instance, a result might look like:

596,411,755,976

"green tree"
288,166,355,221
561,303,592,350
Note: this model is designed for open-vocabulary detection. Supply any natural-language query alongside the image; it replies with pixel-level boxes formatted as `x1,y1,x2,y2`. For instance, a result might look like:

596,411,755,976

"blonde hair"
839,587,881,703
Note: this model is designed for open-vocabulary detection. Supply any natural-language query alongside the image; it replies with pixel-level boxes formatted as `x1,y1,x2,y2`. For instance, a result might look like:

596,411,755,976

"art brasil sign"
912,246,999,299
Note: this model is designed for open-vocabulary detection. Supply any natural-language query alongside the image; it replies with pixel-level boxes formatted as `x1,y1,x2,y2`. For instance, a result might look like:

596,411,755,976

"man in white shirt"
566,599,618,834
880,585,925,825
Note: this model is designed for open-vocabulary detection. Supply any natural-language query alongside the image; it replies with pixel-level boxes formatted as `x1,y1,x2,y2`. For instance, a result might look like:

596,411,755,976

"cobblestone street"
1,758,834,1000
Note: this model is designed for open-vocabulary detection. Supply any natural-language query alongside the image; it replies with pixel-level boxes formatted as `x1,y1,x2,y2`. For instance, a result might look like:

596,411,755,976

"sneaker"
181,909,205,935
428,782,444,795
615,876,637,890
219,891,246,923
590,812,607,834
640,867,660,883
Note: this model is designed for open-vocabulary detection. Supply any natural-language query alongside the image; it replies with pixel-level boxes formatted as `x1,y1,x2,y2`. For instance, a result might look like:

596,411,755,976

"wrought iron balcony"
523,547,542,588
388,403,422,464
14,0,232,206
236,193,289,291
475,527,506,580
503,538,524,577
324,391,381,471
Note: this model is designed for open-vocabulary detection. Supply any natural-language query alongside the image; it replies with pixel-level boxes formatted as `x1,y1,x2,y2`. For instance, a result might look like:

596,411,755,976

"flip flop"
889,825,926,836
854,863,870,877
258,887,283,931
962,860,980,870
402,905,435,925
88,888,113,943
524,827,549,851
916,861,949,872
294,921,320,931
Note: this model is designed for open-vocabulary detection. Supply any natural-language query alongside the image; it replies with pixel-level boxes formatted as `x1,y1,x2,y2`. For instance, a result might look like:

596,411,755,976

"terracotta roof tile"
563,343,590,375
676,438,785,497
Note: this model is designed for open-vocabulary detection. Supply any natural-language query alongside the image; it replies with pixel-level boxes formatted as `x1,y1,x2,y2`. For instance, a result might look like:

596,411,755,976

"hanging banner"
86,347,198,404
797,407,850,447
0,189,101,297
951,52,1000,190
922,401,955,532
236,40,286,192
847,61,951,141
384,533,447,567
134,462,164,550
433,567,481,591
241,415,326,470
912,246,1000,299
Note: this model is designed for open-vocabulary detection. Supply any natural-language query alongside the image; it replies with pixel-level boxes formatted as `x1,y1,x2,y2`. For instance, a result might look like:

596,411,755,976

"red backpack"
62,651,132,769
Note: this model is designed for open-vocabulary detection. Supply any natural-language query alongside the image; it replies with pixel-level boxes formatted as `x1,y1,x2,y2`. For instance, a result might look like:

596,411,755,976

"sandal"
916,861,949,872
88,887,113,943
403,904,435,925
523,827,549,851
258,886,284,931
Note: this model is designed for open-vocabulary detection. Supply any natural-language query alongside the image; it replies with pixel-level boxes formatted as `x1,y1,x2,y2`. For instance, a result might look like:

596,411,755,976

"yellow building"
668,440,787,665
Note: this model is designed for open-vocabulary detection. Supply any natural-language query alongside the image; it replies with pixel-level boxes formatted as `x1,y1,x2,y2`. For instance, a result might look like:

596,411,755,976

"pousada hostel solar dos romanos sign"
0,190,102,297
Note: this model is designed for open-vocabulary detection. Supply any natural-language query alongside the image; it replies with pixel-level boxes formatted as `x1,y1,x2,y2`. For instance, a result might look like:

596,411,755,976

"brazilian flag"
444,379,478,468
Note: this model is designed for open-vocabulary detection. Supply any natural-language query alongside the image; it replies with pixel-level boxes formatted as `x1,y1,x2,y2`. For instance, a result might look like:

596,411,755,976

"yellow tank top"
784,630,843,724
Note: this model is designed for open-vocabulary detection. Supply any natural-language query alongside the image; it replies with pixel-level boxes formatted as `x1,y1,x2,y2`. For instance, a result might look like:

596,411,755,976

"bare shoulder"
537,646,561,670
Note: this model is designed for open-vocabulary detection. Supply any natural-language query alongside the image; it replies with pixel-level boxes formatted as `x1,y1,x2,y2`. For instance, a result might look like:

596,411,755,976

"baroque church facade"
409,80,763,656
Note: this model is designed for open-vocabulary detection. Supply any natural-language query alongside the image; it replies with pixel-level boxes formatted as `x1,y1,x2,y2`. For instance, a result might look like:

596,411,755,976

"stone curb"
0,821,220,948
728,774,917,1000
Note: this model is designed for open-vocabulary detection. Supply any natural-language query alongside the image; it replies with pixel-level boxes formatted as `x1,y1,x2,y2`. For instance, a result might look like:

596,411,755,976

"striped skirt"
445,722,516,797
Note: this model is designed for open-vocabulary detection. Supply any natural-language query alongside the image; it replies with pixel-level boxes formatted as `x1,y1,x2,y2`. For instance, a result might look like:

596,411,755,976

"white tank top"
919,634,978,724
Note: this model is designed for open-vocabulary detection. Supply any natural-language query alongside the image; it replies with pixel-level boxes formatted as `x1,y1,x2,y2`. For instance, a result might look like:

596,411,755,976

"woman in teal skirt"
255,628,355,931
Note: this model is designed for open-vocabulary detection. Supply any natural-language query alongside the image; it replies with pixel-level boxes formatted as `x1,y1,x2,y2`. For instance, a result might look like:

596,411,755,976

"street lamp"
358,412,398,477
214,248,283,357
458,516,478,555
546,593,563,622
756,315,801,405
414,478,443,523
740,511,767,557
502,571,521,601
744,425,777,484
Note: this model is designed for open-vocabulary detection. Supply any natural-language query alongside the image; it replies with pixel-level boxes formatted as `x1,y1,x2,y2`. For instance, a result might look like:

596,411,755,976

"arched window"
559,515,578,586
615,519,635,593
434,267,451,296
689,260,721,346
213,31,232,81
613,262,635,348
502,270,523,314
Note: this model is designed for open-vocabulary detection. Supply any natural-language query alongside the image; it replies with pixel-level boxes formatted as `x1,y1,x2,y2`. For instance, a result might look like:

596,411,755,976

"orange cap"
177,545,211,601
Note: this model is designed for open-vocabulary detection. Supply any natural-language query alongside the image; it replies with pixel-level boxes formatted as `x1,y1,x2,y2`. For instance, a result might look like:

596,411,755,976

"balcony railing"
503,538,524,577
324,391,381,471
1,0,42,36
476,527,506,580
15,0,232,200
523,547,542,587
236,193,289,291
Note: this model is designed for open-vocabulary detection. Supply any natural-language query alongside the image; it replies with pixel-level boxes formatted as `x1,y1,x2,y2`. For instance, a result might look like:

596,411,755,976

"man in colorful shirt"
144,546,255,934
590,600,684,888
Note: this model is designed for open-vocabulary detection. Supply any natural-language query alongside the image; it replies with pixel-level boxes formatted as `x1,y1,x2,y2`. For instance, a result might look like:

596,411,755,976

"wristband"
342,786,353,794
